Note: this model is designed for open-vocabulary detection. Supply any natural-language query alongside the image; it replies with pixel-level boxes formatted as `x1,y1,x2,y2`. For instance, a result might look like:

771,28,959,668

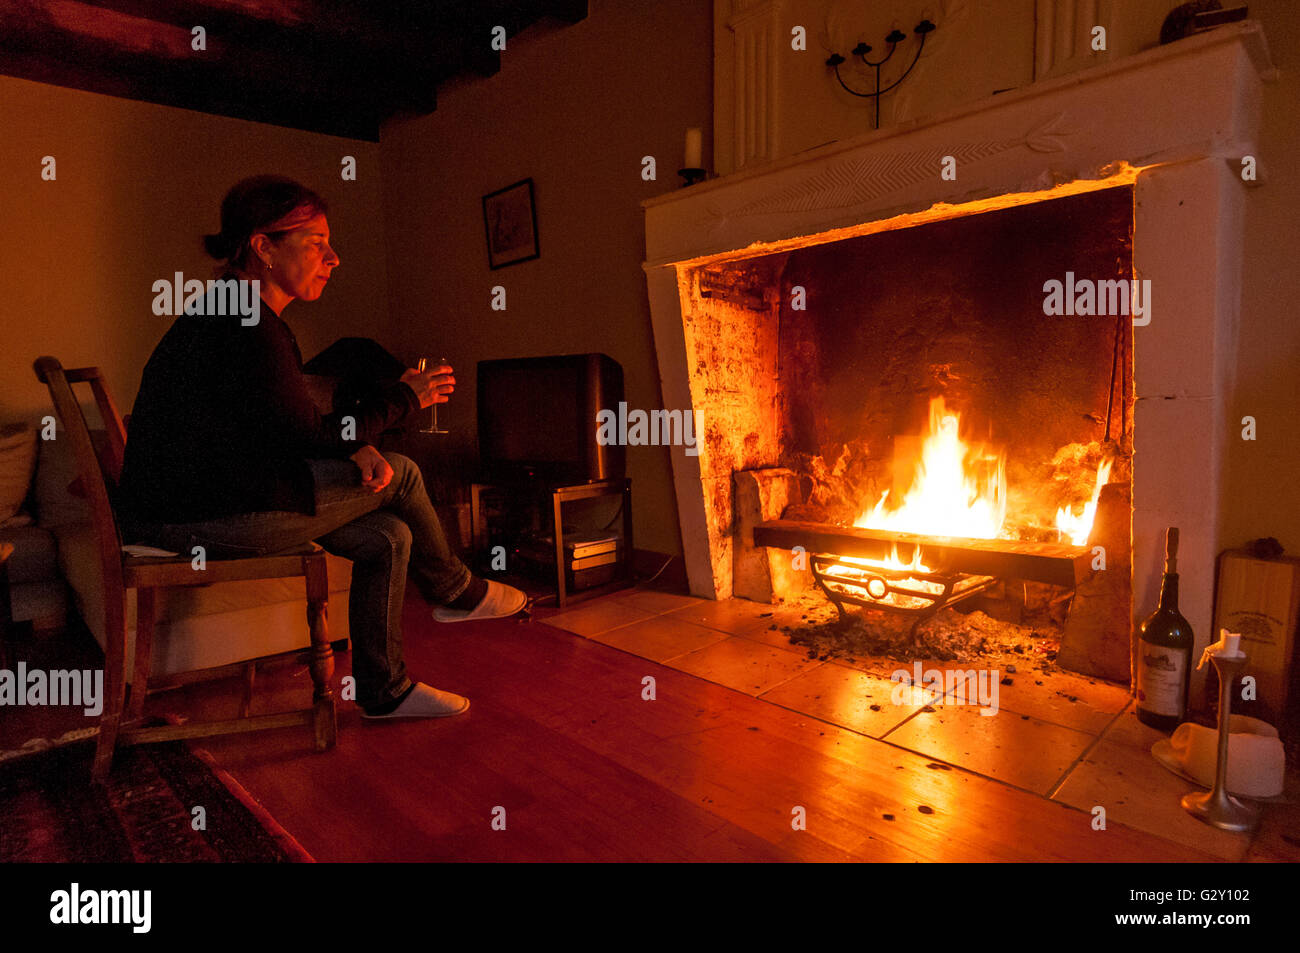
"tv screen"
480,363,584,464
478,354,624,484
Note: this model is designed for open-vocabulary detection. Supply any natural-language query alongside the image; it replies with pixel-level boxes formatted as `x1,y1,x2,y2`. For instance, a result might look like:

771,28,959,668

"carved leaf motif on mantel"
699,114,1070,229
1023,112,1069,152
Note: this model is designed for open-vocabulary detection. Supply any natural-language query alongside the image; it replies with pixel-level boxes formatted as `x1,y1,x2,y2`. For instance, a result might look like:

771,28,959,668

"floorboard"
166,596,1221,862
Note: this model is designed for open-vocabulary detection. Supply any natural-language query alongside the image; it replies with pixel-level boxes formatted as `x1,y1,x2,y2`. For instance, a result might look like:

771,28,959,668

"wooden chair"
33,357,336,782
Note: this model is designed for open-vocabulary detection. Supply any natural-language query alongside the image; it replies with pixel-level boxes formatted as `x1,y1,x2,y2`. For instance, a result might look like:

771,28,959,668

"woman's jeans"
124,452,472,709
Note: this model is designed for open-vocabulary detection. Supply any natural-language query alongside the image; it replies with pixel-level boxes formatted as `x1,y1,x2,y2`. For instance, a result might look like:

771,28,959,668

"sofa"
0,421,69,634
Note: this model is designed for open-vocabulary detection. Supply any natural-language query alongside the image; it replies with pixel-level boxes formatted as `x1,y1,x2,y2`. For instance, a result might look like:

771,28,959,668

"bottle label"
1137,644,1187,717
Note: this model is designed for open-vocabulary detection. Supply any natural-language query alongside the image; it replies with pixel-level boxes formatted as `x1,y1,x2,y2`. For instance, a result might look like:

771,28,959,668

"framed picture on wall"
482,178,540,269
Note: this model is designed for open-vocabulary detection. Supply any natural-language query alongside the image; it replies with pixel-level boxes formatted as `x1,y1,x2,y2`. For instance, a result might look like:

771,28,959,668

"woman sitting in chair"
118,175,525,719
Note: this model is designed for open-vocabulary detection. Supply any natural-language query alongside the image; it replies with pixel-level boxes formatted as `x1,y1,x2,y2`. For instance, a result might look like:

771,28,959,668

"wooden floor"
154,596,1227,862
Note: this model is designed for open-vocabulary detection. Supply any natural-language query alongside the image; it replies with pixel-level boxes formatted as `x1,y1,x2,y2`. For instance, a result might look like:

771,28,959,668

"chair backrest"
33,357,129,608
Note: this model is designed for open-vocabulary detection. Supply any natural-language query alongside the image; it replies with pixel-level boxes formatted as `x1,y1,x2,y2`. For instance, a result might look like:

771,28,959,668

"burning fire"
854,397,1005,539
830,545,931,577
822,545,942,609
1056,458,1114,546
826,396,1001,603
819,397,1113,607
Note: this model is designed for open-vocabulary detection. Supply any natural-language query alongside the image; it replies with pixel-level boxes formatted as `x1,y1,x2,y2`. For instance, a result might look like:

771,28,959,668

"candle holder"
1180,650,1260,832
827,19,936,130
678,167,707,187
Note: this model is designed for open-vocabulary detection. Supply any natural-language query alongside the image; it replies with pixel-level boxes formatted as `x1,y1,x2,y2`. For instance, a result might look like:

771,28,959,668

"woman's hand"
349,444,393,492
399,364,454,409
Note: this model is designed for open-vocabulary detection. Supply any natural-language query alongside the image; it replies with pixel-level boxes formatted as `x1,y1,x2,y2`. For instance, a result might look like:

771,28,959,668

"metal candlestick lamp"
1180,642,1261,832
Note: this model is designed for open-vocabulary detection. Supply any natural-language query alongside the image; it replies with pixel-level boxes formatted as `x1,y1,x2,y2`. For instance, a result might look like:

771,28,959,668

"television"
477,353,625,485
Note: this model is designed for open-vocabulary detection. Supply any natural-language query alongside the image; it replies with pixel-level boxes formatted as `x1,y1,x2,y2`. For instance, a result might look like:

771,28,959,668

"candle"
684,127,703,169
1221,629,1242,656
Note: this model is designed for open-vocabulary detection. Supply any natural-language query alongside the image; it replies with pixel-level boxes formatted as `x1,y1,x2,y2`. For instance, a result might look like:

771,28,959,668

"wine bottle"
1135,527,1195,731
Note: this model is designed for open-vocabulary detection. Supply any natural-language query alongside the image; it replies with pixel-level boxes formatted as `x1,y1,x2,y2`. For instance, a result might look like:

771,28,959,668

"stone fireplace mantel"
641,22,1272,693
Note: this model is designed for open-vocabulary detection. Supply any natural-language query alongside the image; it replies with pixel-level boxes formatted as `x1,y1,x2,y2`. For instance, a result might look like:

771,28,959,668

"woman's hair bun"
203,231,236,260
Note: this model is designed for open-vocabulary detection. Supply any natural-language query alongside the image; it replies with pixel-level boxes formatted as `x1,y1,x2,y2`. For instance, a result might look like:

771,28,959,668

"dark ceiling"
0,0,588,140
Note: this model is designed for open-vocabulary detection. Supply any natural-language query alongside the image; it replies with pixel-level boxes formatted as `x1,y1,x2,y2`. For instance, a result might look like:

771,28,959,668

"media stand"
470,478,633,609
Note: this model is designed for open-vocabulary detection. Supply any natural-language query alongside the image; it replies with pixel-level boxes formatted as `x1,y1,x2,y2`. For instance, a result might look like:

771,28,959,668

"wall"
0,75,389,426
712,0,1300,556
1224,0,1300,552
714,0,1035,173
379,0,714,557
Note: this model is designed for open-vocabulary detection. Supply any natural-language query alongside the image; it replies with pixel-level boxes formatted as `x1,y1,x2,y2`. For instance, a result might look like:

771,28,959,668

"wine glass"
416,356,450,434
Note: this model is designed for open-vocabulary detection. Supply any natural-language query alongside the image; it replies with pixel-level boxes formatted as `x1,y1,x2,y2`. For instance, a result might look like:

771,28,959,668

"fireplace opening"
679,185,1136,682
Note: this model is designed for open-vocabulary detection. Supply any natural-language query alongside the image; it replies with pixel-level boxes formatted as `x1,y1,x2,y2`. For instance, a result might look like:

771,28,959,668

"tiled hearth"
543,589,1294,862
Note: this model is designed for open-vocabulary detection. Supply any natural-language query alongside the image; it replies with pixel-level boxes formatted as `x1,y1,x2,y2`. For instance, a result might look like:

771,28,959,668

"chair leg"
303,554,336,751
127,587,155,723
92,599,130,783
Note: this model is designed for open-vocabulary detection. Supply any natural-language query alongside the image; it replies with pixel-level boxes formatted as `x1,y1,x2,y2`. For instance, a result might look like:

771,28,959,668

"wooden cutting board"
1212,550,1300,726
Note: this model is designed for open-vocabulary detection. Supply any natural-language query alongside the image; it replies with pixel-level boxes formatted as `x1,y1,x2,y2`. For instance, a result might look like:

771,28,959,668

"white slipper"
432,580,528,623
361,683,469,719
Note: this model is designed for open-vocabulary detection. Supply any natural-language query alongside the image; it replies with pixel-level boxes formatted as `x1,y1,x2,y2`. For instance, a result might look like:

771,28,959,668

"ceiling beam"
0,0,590,138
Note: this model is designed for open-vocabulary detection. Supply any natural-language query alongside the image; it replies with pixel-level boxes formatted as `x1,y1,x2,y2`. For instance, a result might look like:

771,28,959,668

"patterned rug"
0,738,313,862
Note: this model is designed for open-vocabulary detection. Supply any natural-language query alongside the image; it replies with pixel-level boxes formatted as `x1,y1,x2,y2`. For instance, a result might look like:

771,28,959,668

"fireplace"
642,23,1271,696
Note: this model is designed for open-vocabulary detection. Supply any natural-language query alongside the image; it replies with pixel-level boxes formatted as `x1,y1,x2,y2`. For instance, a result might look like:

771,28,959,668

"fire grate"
755,519,1091,642
810,553,997,634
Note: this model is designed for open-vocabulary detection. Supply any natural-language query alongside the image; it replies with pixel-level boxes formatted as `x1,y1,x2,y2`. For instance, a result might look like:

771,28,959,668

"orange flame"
829,546,932,576
818,400,1112,598
822,546,944,607
1056,458,1113,545
854,397,1005,539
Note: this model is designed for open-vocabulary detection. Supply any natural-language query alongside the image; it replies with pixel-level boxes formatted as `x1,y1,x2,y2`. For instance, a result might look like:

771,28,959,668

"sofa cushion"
150,597,353,676
9,579,68,628
0,422,38,522
0,508,35,530
33,419,89,530
0,523,59,583
149,560,355,623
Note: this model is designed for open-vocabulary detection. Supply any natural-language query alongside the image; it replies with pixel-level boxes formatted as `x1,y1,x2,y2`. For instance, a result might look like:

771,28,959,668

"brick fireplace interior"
775,186,1132,533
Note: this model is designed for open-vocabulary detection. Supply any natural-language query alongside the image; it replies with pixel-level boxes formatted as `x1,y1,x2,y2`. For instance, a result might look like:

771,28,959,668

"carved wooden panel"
719,0,781,173
1035,0,1116,79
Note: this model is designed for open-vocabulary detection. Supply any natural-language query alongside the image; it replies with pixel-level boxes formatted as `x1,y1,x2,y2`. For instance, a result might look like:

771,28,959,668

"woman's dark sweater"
118,297,419,525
